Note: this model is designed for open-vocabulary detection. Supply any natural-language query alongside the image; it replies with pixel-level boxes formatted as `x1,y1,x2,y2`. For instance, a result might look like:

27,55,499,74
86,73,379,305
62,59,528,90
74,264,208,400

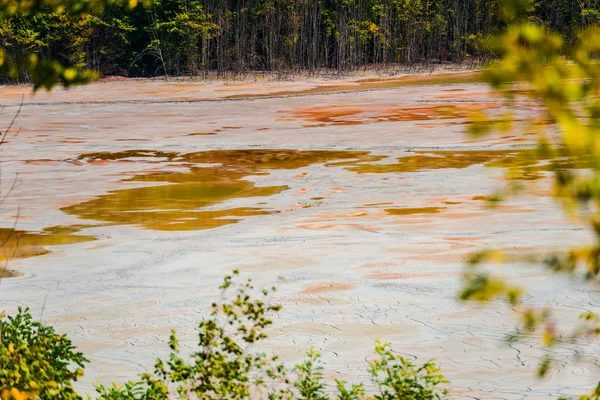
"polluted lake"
0,73,597,398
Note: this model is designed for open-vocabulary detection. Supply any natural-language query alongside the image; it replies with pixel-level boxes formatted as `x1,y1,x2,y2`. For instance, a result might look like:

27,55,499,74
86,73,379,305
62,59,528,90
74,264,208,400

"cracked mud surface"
0,74,598,398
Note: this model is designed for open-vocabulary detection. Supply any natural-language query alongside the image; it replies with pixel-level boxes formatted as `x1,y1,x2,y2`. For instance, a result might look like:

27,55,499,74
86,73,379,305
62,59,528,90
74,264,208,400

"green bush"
0,308,87,400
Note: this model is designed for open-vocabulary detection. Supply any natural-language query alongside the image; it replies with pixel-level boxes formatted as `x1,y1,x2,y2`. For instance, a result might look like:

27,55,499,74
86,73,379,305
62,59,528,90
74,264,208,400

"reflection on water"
63,150,376,231
0,226,96,261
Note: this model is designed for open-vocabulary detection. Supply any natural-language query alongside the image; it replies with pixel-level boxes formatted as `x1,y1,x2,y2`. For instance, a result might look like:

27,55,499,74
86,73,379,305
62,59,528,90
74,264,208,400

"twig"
0,97,24,279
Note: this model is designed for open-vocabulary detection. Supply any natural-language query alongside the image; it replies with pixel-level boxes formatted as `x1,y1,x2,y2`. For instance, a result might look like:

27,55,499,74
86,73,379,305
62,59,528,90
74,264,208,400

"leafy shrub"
0,308,87,400
369,342,447,400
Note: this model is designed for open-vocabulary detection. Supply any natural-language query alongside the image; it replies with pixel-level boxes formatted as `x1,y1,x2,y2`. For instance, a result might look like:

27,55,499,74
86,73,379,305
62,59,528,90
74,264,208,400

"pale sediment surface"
0,74,598,399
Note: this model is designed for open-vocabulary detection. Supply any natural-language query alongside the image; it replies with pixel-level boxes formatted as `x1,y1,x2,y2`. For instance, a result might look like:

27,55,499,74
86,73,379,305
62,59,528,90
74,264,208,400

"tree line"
2,0,600,79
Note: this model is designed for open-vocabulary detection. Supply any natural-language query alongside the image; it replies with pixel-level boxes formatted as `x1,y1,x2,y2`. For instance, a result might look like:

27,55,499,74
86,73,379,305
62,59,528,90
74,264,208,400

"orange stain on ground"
280,103,501,127
365,271,462,280
296,224,379,233
301,283,355,294
226,71,482,99
187,132,218,136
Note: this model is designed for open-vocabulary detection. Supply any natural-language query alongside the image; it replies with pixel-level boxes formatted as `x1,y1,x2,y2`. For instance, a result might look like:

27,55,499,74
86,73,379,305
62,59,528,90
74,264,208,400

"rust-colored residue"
226,71,481,99
302,283,355,294
363,202,394,207
188,128,223,136
296,223,379,233
431,91,499,100
385,207,446,215
366,272,406,280
295,190,312,198
415,121,466,129
25,159,61,166
280,103,501,127
366,271,460,280
442,236,478,242
282,106,364,126
331,186,347,193
187,132,218,136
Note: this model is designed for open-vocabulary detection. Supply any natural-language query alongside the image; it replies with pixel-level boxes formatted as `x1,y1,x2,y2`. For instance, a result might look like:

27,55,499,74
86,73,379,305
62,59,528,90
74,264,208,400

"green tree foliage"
1,272,449,400
0,308,88,400
0,0,145,89
458,0,600,397
139,0,217,76
6,0,600,83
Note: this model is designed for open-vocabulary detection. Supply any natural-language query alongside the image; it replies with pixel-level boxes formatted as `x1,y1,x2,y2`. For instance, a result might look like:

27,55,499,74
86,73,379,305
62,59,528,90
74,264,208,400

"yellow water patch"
178,149,373,170
62,179,286,231
0,226,96,262
385,207,445,215
344,149,542,175
80,150,179,162
64,149,375,231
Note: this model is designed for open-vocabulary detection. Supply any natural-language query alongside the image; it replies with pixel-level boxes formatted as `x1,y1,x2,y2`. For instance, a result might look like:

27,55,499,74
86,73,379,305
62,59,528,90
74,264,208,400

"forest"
2,0,600,79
